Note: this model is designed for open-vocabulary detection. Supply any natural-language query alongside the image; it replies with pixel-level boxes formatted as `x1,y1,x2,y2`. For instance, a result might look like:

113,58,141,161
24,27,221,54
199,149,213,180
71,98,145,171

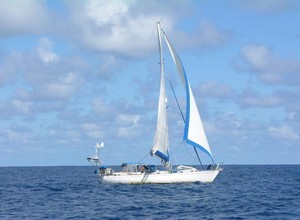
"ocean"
0,165,299,219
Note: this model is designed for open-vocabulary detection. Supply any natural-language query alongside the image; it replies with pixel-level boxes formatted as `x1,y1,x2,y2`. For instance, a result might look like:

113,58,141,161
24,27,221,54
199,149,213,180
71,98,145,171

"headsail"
151,22,169,163
161,28,213,161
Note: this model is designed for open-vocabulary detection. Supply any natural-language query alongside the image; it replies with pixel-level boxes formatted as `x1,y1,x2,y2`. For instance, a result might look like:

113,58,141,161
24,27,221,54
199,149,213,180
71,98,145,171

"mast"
151,22,169,165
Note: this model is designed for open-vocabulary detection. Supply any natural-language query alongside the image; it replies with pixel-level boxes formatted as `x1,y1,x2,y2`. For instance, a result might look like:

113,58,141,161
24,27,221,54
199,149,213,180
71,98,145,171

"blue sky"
0,0,299,166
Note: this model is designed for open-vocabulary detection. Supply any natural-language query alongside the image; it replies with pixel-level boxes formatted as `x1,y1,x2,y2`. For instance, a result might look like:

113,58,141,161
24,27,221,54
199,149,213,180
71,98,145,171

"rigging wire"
168,80,204,168
168,140,183,166
169,80,185,123
104,147,111,165
183,143,198,163
138,152,150,164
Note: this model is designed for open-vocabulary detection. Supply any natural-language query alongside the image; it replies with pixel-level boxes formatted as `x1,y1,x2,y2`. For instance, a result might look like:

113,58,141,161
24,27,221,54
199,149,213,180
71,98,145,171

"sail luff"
161,29,214,160
151,22,169,163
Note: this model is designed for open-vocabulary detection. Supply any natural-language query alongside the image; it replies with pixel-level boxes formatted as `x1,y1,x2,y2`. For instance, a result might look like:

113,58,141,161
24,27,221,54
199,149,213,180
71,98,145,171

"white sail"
161,30,213,160
151,22,169,162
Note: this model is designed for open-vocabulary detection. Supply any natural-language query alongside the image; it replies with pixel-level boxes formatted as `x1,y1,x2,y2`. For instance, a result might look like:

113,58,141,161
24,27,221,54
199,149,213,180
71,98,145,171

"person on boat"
139,164,148,173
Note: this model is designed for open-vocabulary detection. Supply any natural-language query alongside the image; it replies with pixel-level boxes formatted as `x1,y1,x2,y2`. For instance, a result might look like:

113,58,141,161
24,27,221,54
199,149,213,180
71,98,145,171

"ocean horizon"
1,163,300,168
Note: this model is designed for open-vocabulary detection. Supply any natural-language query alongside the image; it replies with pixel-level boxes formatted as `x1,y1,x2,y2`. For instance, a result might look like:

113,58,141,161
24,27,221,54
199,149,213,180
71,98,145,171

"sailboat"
87,22,221,184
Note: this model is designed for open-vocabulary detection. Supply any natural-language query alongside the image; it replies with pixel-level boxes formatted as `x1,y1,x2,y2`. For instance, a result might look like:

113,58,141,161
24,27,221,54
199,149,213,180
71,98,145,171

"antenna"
96,142,104,149
94,142,104,160
87,141,104,168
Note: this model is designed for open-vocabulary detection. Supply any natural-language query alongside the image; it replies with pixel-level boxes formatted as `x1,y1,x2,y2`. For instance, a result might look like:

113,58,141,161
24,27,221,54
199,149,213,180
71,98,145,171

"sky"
0,0,299,166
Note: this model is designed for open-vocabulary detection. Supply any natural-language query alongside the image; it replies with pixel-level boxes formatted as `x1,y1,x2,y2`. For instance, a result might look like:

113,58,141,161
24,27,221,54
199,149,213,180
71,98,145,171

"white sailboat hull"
99,169,220,184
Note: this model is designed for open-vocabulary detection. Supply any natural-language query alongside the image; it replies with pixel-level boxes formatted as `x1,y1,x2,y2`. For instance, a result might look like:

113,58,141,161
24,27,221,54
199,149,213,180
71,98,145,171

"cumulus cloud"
38,72,83,100
205,112,265,157
173,21,231,50
195,80,234,99
92,98,111,115
96,55,125,78
233,45,300,85
237,88,286,108
0,0,51,37
116,114,143,138
64,0,228,58
194,81,298,111
36,38,60,63
66,0,166,58
0,124,35,149
0,52,20,85
116,114,140,125
0,0,229,59
0,37,87,119
268,124,299,140
14,47,84,101
234,0,300,13
81,123,104,139
82,0,134,25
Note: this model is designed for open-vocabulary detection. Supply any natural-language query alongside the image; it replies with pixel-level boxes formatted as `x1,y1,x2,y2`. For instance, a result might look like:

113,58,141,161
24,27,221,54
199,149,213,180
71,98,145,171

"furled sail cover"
162,30,213,160
151,22,169,162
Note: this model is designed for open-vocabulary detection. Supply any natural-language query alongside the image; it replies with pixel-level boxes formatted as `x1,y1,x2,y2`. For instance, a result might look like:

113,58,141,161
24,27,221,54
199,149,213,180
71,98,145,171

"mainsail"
161,29,214,161
151,22,169,163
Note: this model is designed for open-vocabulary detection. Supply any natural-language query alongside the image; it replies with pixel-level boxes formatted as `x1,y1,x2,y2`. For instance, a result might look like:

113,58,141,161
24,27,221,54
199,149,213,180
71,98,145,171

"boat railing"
207,163,222,171
120,163,156,174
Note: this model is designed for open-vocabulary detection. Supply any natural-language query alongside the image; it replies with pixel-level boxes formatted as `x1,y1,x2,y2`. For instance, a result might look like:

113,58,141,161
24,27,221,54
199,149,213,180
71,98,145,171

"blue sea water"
0,165,299,219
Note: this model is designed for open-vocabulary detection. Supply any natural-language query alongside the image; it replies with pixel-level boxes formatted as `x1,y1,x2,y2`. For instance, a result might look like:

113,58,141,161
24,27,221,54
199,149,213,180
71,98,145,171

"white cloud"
1,124,34,145
116,114,142,138
0,0,229,60
16,72,83,101
0,0,50,36
268,124,300,140
236,0,300,13
64,0,228,58
66,0,162,57
36,38,60,63
173,21,231,50
239,96,284,108
96,55,125,78
11,100,32,114
195,81,298,110
237,88,286,108
0,52,20,85
0,41,86,118
234,45,300,85
116,114,140,125
83,0,134,26
81,123,104,139
212,113,259,136
42,72,82,99
92,98,111,114
196,80,234,99
78,16,162,57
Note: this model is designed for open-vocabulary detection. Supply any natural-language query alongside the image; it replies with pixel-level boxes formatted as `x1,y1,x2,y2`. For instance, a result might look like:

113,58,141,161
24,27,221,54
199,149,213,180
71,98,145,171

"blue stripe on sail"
181,64,213,160
185,139,213,161
181,65,191,141
155,150,169,162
